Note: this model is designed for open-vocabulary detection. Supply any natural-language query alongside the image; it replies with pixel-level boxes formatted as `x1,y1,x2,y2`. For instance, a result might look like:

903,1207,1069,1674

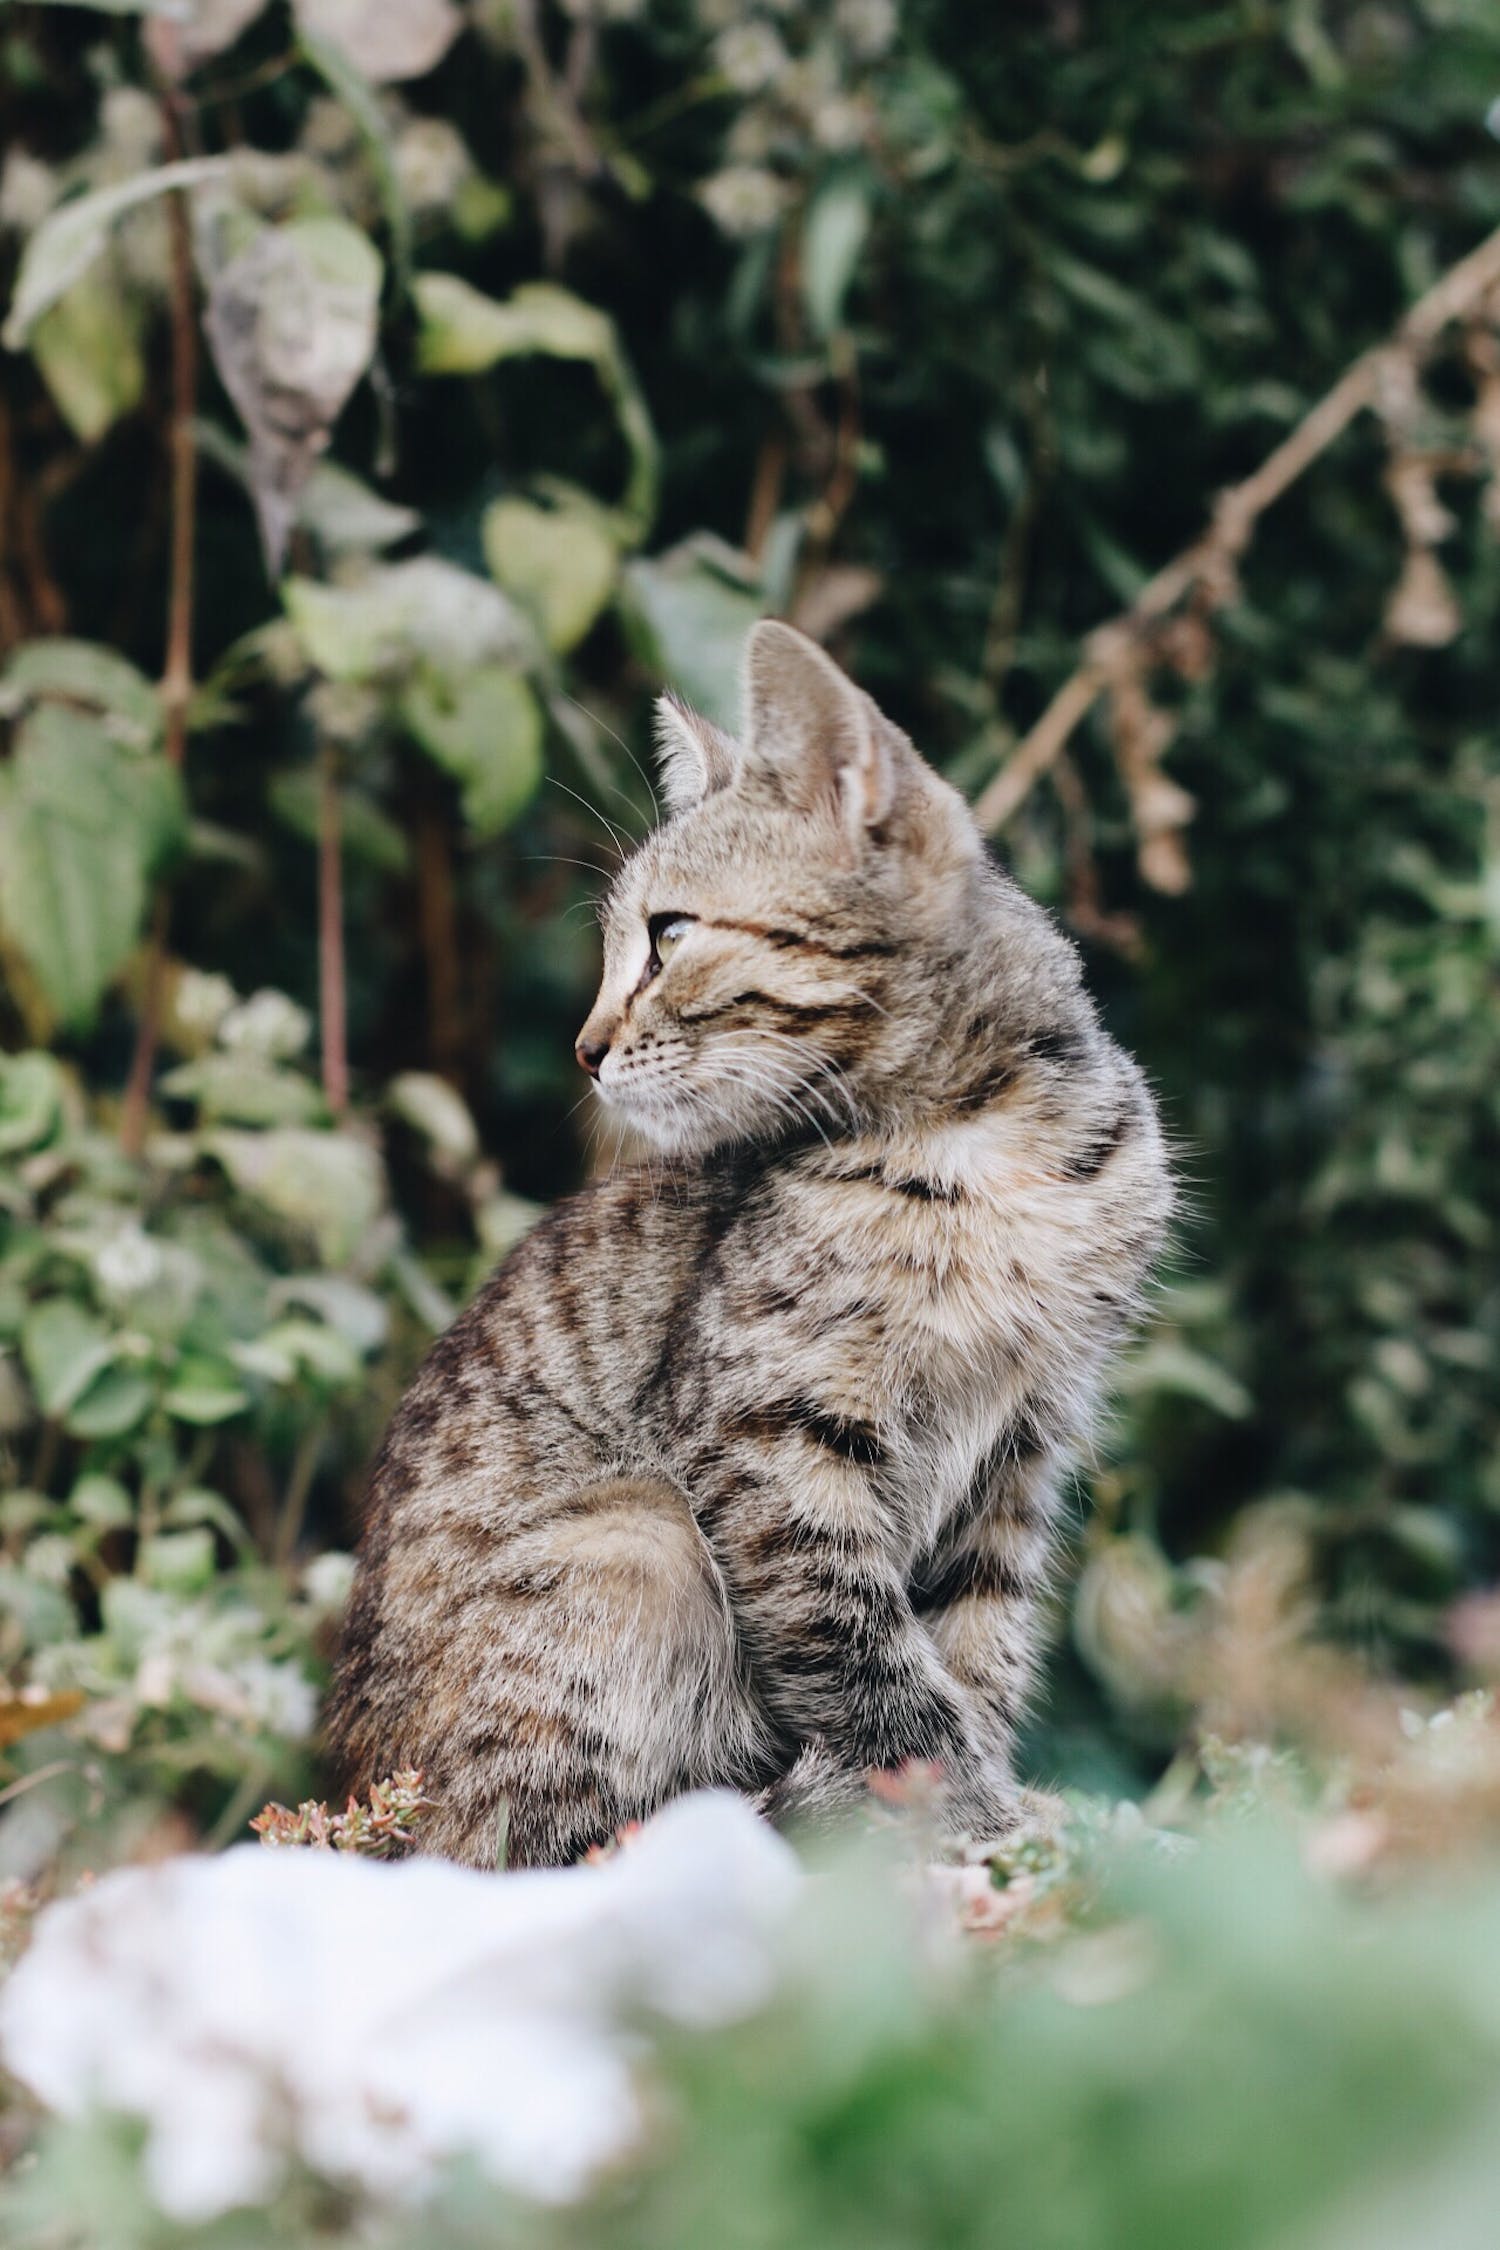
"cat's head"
577,621,992,1156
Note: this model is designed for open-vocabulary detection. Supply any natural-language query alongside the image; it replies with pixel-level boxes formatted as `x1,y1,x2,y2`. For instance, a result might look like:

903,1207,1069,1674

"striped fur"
328,623,1173,1865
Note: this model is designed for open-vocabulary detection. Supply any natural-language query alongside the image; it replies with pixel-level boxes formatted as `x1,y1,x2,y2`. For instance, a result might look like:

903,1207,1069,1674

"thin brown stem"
120,93,199,1159
318,736,349,1118
972,218,1500,834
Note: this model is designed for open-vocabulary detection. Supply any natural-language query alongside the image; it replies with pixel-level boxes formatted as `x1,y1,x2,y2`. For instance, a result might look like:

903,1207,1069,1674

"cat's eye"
647,914,694,973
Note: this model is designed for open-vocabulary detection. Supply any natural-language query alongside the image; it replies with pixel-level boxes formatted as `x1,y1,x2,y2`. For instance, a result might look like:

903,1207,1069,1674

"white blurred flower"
394,117,473,212
812,94,873,150
95,1226,165,1300
98,86,163,176
715,22,786,91
0,1792,799,2222
699,166,787,239
218,989,311,1062
135,1650,176,1708
237,1658,318,1739
22,1535,74,1590
173,968,238,1042
836,0,898,61
0,151,57,236
300,1549,356,1616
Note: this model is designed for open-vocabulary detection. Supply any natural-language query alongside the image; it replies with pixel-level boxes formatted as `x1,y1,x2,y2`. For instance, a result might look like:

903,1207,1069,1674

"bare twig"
120,96,200,1159
972,220,1500,834
318,736,348,1118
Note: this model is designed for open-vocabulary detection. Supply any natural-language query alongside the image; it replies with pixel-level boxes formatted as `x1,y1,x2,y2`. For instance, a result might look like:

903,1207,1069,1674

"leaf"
1119,1339,1254,1420
159,1054,326,1127
66,1364,154,1440
386,1071,479,1168
399,665,544,836
801,173,871,340
0,1689,84,1748
623,537,765,731
30,270,146,444
268,1273,388,1354
21,1300,115,1419
234,1316,362,1387
297,27,414,297
415,272,615,373
152,0,270,69
294,0,461,81
0,1052,64,1158
283,557,534,682
139,1528,216,1594
162,1356,250,1425
481,497,618,653
1,637,162,748
414,275,657,534
3,157,229,350
195,422,419,555
208,1127,385,1266
0,706,186,1028
202,217,383,576
297,460,420,554
70,1473,134,1530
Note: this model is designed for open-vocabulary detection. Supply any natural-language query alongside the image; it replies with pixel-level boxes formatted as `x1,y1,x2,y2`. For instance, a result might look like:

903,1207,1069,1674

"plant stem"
275,1413,329,1571
120,94,200,1160
318,737,349,1117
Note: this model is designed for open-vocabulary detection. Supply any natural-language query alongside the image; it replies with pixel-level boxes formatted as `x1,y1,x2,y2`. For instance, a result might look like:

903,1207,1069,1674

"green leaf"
399,665,544,836
1,638,162,749
1119,1339,1254,1420
139,1528,216,1594
234,1315,362,1387
30,271,145,445
414,275,657,534
21,1299,115,1419
3,157,229,349
802,173,871,340
268,1273,388,1354
481,497,618,653
297,460,421,554
386,1071,479,1168
69,1473,133,1531
161,1486,251,1548
161,1356,251,1425
0,706,185,1028
283,558,533,683
0,1052,64,1157
208,1127,386,1266
159,1054,326,1128
65,1363,154,1440
623,537,764,731
297,26,414,297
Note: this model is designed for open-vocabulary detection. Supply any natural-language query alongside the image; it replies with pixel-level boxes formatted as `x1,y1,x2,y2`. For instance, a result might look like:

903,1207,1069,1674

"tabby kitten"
329,622,1172,1867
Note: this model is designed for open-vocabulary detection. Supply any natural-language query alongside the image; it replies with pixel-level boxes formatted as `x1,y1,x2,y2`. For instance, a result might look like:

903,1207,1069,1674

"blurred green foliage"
0,0,1497,1852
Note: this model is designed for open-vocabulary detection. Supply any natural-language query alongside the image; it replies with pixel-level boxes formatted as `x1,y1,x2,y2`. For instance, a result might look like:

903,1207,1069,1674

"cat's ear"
740,620,895,833
653,692,739,816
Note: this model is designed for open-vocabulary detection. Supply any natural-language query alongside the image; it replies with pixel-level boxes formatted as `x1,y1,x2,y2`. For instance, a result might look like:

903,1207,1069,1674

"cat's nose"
576,1034,610,1077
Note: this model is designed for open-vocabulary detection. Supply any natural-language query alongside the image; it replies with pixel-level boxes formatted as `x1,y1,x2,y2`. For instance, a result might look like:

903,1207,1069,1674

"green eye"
648,915,694,970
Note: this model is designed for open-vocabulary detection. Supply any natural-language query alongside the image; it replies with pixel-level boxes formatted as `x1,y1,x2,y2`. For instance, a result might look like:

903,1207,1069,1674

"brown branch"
120,99,199,1160
972,219,1500,834
318,736,349,1118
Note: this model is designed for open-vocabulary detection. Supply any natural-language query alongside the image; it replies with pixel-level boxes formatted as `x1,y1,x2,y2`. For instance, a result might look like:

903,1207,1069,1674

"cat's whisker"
543,775,629,864
555,690,662,823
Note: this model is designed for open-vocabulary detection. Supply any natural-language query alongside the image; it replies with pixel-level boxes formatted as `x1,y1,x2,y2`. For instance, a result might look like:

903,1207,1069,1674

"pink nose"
576,1035,610,1077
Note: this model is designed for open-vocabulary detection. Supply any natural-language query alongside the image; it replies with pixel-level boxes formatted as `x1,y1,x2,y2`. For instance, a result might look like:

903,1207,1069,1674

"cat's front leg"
684,1442,1004,1822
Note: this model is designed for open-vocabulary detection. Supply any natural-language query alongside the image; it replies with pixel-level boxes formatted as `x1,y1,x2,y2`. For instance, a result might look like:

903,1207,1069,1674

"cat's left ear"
652,692,739,815
740,620,895,834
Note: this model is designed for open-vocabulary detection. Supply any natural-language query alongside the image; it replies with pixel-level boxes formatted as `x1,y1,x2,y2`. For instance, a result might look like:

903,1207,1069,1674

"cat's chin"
597,1087,767,1162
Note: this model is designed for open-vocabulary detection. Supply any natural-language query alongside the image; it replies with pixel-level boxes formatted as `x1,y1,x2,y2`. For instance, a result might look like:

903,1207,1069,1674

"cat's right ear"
652,692,739,816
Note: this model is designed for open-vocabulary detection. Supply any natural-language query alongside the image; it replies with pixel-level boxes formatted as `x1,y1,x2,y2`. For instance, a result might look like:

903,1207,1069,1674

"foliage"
0,0,1497,2206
